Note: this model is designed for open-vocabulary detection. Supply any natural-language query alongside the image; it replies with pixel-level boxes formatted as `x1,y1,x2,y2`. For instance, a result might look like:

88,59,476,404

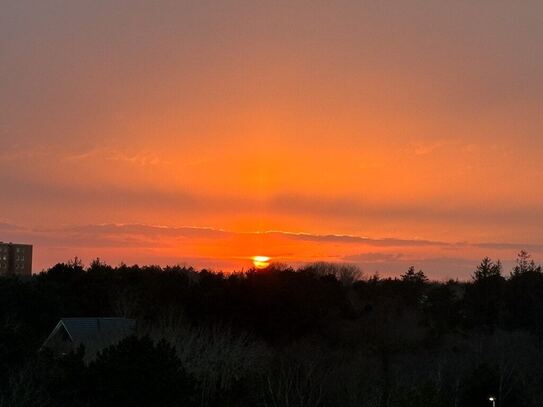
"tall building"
0,242,33,276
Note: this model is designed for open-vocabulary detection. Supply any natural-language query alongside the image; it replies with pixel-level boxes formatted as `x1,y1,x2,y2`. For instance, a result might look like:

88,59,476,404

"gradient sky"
2,1,543,277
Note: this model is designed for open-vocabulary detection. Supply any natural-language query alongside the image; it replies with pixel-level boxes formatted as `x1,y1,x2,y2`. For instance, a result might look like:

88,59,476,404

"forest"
1,251,543,407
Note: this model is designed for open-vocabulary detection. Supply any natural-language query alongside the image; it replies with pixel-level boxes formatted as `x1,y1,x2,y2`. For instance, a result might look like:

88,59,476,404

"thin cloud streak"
2,221,539,252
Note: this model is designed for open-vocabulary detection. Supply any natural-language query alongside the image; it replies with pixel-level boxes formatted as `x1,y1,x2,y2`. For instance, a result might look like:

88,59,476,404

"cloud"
2,169,543,237
63,147,166,167
0,174,207,213
68,223,231,239
3,221,543,253
45,225,453,249
410,140,449,156
1,220,542,278
474,242,543,252
266,194,543,228
265,231,450,247
0,222,25,233
344,252,405,263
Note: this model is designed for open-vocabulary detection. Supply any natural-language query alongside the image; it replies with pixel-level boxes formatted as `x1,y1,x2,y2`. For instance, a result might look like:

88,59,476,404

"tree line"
1,252,543,406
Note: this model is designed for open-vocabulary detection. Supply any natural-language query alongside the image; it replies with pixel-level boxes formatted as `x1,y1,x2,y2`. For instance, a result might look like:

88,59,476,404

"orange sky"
2,1,543,277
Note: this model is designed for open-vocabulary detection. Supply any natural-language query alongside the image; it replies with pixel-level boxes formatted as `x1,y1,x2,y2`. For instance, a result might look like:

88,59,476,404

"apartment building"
0,242,32,276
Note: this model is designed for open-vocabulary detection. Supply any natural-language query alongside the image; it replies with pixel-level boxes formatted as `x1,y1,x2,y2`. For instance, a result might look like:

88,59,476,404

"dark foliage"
88,336,197,407
1,252,543,406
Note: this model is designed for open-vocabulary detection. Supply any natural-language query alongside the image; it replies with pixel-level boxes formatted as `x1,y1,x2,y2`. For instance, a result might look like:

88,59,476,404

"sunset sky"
2,1,543,277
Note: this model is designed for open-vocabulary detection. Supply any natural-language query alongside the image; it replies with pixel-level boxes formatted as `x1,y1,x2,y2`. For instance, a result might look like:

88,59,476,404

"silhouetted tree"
401,266,428,284
465,258,506,329
505,251,543,334
511,250,541,277
473,257,502,282
87,336,197,407
399,266,428,307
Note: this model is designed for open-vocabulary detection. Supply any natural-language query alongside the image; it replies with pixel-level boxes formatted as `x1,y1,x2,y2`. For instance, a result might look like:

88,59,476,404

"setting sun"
252,256,271,269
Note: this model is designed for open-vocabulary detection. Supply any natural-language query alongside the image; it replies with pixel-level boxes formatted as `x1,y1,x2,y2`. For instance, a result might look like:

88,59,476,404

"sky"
2,1,543,278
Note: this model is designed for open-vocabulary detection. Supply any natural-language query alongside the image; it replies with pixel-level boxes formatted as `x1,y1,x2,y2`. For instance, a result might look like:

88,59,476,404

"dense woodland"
2,251,543,406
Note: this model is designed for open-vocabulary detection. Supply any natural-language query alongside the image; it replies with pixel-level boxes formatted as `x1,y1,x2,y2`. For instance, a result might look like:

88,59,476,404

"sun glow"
252,255,271,269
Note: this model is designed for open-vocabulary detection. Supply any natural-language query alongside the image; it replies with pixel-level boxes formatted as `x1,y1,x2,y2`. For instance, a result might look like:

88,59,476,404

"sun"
252,255,271,269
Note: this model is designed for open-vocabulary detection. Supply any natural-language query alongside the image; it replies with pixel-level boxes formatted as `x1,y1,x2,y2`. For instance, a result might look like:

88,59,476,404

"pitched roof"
43,317,136,349
60,318,135,343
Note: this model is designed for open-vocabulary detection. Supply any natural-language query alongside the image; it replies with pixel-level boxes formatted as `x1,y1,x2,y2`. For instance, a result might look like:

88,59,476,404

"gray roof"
43,317,136,349
61,318,135,343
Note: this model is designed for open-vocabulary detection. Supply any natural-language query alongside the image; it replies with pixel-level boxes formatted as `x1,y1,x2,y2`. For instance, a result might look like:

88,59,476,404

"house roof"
42,317,136,349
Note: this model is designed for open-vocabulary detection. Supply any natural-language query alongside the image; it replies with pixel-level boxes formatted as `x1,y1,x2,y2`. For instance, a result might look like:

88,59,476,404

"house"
42,318,136,358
